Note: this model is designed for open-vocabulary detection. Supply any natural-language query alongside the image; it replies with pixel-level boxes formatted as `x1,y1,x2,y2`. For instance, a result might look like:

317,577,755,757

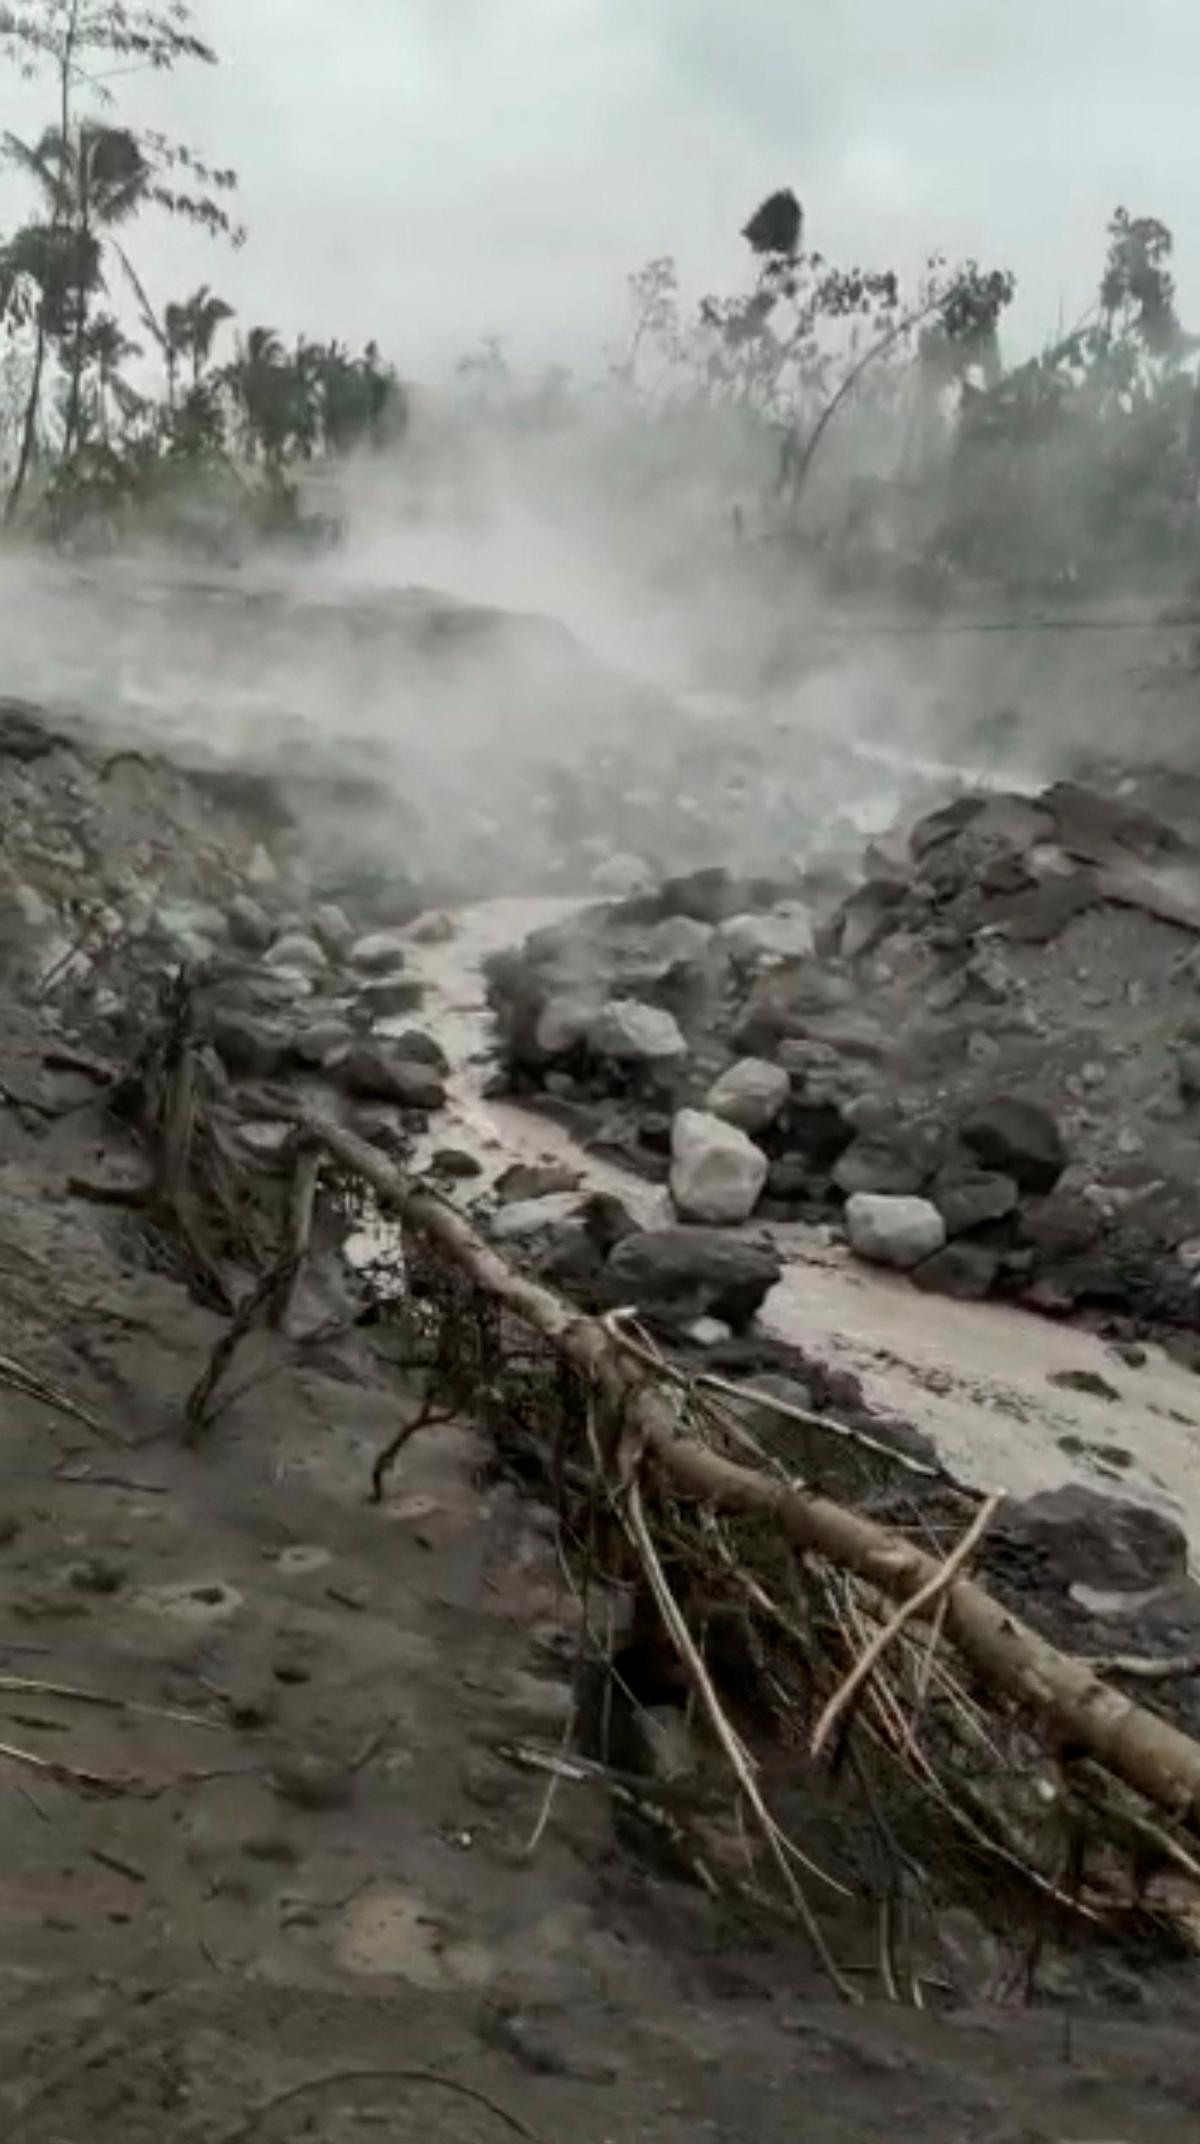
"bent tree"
0,0,240,520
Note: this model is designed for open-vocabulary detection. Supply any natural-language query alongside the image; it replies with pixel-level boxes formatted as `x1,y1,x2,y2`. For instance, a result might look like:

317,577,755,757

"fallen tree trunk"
283,1106,1200,1833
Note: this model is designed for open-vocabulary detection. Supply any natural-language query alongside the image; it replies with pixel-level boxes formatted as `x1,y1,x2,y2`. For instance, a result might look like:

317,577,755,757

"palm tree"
84,312,144,441
224,326,290,461
163,282,233,403
2,121,149,503
2,125,78,518
60,124,150,457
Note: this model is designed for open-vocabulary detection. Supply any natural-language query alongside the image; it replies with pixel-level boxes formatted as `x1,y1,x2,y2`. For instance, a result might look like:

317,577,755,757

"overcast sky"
4,0,1200,379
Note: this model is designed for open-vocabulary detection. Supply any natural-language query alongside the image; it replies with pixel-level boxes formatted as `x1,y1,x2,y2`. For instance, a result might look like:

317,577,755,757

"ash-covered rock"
486,774,1200,1332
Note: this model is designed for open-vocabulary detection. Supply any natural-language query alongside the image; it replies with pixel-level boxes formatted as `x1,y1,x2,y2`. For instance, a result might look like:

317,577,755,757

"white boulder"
670,1109,768,1225
588,1000,687,1066
845,1193,945,1271
706,1057,790,1134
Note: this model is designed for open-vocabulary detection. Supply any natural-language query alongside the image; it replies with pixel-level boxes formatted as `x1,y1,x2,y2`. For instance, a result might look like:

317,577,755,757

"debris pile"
487,778,1200,1339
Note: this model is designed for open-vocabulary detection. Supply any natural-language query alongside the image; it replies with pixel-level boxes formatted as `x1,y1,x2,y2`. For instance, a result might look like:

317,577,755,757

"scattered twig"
52,1464,167,1493
1082,1653,1200,1684
0,1350,127,1448
0,1675,223,1733
349,1720,393,1774
88,1846,148,1884
0,1737,133,1796
42,1046,122,1085
67,1172,152,1209
811,1495,1003,1762
623,1469,859,2002
369,1393,458,1504
521,1701,578,1861
183,1251,299,1443
206,2066,547,2144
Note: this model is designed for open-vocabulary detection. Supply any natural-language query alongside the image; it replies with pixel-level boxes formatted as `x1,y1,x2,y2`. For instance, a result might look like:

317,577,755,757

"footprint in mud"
134,1579,245,1625
272,1545,333,1579
336,1885,494,1991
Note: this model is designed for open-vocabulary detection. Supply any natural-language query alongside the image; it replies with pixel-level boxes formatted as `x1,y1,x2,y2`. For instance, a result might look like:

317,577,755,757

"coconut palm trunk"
6,311,49,522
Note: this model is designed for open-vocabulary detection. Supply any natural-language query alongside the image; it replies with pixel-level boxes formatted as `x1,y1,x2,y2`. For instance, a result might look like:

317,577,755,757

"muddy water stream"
401,897,1200,1565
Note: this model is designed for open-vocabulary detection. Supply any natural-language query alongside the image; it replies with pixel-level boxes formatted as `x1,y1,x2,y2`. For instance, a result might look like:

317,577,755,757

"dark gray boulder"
991,1485,1187,1597
335,1044,446,1112
961,1096,1066,1194
600,1228,783,1332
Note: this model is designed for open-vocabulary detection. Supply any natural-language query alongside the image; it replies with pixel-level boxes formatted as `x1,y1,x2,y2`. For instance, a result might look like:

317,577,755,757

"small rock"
685,1316,733,1347
269,1753,354,1812
833,1137,928,1200
655,865,744,924
238,1120,295,1163
535,997,598,1057
931,1167,1019,1237
1048,1367,1119,1402
381,1027,448,1072
227,894,274,952
430,1148,484,1181
587,1000,687,1066
363,977,426,1019
705,1057,790,1134
845,1193,946,1270
491,1193,582,1244
211,1010,291,1080
349,930,410,975
670,1109,768,1225
290,1018,354,1068
717,904,814,967
496,1162,581,1204
223,1683,277,1730
348,1106,412,1156
311,902,354,958
912,1241,999,1299
67,1555,126,1595
409,910,456,945
242,1833,300,1865
158,899,228,944
264,932,327,975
